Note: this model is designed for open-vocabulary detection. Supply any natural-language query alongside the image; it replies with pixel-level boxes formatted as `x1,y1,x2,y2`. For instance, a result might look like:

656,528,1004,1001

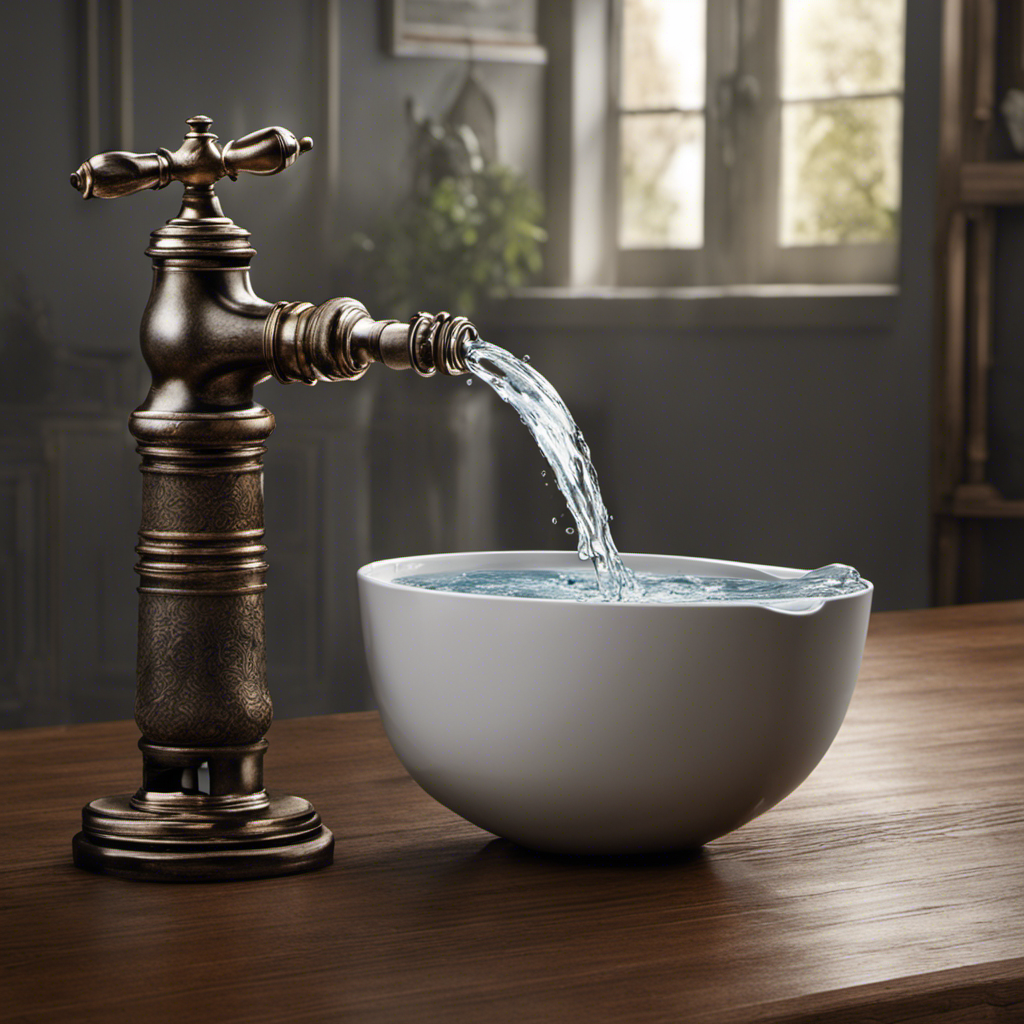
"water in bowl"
393,565,866,603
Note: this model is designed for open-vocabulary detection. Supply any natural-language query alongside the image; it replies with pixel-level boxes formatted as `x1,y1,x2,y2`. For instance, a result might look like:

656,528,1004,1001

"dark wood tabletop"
2,602,1024,1024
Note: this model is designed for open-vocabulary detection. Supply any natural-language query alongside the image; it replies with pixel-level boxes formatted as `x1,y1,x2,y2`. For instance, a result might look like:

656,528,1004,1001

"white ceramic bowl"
358,551,872,854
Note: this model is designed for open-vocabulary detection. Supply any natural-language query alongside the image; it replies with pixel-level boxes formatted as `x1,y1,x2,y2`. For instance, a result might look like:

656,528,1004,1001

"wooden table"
2,603,1024,1023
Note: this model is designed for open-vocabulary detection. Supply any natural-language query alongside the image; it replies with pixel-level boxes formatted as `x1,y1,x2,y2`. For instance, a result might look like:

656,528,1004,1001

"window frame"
610,0,904,289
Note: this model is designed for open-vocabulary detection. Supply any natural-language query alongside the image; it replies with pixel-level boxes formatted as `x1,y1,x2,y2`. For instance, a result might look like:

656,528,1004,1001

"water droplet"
551,518,558,524
466,378,473,386
566,527,575,535
523,354,531,361
541,470,546,477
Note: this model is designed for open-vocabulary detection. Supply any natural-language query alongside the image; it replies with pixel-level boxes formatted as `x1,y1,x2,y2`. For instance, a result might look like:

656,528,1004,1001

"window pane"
780,97,901,246
621,0,705,110
781,0,904,99
620,113,704,248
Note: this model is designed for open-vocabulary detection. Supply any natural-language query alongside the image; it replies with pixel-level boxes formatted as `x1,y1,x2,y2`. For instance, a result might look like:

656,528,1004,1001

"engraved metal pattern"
132,428,272,745
135,591,271,746
140,463,264,535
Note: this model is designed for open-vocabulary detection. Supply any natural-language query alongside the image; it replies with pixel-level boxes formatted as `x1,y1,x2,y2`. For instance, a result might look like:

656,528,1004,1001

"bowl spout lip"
357,549,873,611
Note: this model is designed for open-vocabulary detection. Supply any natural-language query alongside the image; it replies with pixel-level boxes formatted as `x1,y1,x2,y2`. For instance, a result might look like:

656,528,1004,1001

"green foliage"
784,0,903,246
792,101,899,244
620,120,673,246
354,163,545,320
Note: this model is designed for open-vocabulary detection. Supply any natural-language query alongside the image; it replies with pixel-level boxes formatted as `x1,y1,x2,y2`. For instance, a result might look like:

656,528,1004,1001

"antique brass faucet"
69,116,476,881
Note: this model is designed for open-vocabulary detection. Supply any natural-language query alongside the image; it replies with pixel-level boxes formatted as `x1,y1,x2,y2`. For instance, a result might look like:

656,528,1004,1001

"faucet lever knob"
69,149,173,200
70,115,314,199
222,127,314,180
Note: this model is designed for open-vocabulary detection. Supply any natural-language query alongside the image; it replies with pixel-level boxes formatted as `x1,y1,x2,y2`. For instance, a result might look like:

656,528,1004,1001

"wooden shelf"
937,491,1024,516
938,483,1024,519
933,0,1024,602
959,161,1024,205
944,496,1024,518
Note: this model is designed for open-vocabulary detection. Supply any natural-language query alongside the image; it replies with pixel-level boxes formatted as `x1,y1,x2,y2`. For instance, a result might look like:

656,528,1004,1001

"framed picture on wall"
387,0,547,64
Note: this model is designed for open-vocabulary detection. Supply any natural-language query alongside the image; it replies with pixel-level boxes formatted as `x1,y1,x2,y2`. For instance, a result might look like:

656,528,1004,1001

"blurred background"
2,0,1020,729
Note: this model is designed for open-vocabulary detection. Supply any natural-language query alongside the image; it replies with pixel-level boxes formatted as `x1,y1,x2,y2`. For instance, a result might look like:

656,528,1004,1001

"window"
614,0,906,287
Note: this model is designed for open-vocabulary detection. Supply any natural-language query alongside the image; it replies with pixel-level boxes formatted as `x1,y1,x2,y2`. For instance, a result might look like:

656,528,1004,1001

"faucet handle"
222,126,313,179
69,149,173,200
70,115,313,199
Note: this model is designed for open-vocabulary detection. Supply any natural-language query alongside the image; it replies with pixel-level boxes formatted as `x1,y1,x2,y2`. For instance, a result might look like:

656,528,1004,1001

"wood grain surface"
2,602,1024,1024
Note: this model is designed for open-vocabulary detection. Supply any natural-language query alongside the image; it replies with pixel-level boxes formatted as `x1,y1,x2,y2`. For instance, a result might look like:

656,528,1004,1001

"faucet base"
72,741,334,882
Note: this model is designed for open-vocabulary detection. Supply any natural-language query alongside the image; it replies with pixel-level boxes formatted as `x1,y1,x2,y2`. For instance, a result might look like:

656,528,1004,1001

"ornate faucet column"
130,407,274,749
69,115,474,882
69,117,335,881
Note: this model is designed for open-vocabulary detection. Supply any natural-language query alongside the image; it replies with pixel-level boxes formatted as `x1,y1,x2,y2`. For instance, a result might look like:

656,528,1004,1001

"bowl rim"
357,549,874,613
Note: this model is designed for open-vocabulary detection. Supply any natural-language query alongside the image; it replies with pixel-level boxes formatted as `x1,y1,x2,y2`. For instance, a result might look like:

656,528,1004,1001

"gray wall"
1,1,953,730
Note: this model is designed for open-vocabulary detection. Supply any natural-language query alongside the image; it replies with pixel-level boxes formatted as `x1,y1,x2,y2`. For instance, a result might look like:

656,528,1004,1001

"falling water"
399,339,867,604
464,339,640,600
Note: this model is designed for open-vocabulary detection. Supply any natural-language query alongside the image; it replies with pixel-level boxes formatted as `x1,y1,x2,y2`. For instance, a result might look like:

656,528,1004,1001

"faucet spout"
263,298,475,385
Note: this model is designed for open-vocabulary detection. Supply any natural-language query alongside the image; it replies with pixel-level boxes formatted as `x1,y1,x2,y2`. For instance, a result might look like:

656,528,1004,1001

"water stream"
463,339,639,600
398,339,867,604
